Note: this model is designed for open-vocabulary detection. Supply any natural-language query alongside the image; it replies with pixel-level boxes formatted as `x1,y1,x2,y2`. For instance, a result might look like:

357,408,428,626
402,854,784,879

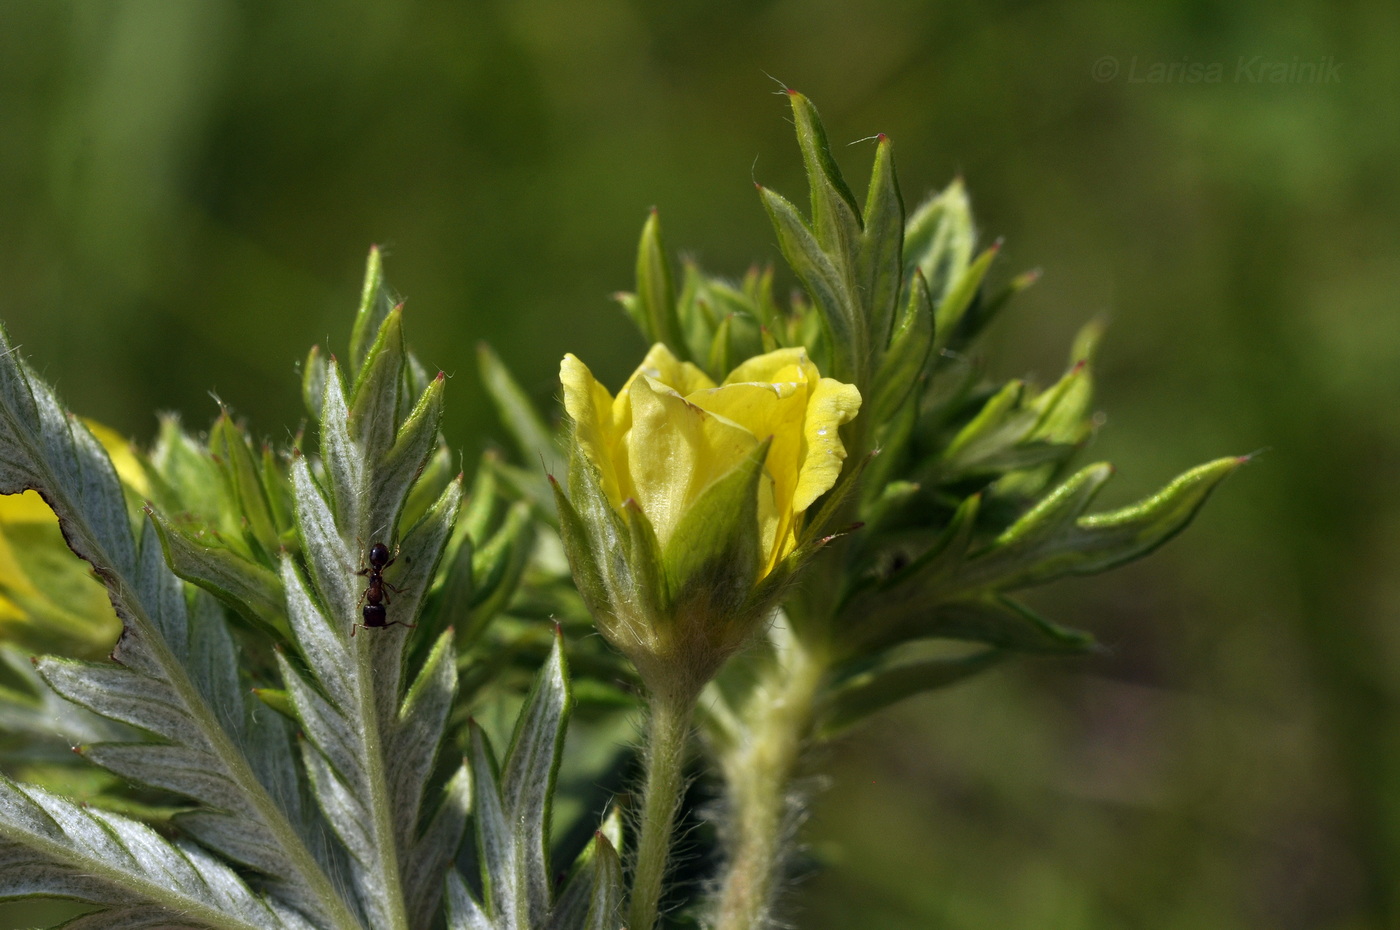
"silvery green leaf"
0,328,360,929
547,817,623,930
391,630,456,854
445,869,494,930
500,630,572,926
136,517,189,663
291,457,359,634
0,648,121,758
282,472,460,930
318,358,367,540
0,778,313,930
406,764,472,929
465,633,575,929
372,476,462,725
470,725,520,924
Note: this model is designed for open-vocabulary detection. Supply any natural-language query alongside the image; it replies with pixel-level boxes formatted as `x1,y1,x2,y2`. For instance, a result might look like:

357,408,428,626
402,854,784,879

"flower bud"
552,344,860,699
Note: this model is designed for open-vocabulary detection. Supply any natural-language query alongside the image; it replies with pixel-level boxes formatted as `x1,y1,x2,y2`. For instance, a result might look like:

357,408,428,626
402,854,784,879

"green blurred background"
2,1,1397,927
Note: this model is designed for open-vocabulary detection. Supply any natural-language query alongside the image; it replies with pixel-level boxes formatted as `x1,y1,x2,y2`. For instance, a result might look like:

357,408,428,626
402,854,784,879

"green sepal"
549,469,614,629
660,438,770,633
817,646,1005,738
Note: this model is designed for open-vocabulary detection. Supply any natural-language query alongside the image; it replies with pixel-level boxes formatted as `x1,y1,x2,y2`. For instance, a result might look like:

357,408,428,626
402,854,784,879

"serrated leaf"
0,778,313,930
445,869,494,930
975,456,1245,591
817,647,1005,738
547,823,623,930
147,509,290,641
464,635,575,929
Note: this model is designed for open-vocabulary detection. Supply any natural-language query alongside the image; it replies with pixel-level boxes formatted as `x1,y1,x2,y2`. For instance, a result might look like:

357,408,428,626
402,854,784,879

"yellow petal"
720,347,814,387
561,354,626,506
687,379,805,564
793,377,863,512
624,375,759,548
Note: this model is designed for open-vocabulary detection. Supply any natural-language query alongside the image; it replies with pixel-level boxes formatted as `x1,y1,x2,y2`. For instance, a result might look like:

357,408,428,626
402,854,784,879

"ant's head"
368,542,392,568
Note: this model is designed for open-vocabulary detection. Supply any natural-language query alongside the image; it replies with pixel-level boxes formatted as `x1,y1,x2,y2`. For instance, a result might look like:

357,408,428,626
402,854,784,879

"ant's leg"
386,621,418,630
383,579,405,595
351,622,361,638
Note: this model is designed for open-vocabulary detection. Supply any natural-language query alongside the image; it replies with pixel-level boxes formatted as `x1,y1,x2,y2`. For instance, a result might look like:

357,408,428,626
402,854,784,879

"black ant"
353,542,414,636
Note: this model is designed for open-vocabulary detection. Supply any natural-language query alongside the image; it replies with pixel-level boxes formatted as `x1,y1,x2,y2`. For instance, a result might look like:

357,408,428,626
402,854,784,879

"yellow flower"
561,343,861,577
554,343,860,698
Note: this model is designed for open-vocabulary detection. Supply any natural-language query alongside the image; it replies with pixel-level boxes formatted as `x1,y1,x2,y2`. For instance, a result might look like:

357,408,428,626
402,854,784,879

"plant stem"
712,634,828,930
628,692,694,930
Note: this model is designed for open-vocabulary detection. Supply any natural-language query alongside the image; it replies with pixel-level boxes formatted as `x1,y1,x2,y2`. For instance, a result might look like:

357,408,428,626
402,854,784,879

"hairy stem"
712,635,828,930
628,692,694,930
